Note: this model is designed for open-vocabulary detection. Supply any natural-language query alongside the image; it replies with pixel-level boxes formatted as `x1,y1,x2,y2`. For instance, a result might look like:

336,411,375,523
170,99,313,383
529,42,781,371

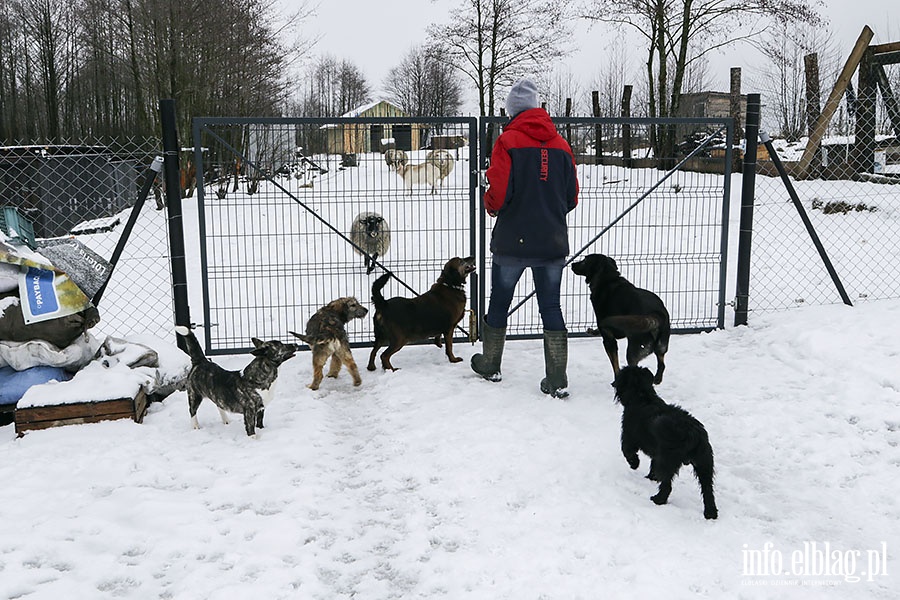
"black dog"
366,256,476,371
175,326,297,437
614,366,718,520
571,253,670,384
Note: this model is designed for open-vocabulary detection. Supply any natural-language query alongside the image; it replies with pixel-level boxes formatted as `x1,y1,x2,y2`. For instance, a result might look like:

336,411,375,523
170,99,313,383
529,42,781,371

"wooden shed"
323,100,423,154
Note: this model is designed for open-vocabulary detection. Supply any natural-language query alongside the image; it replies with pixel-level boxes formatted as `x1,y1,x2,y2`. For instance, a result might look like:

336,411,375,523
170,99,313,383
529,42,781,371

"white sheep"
395,161,442,195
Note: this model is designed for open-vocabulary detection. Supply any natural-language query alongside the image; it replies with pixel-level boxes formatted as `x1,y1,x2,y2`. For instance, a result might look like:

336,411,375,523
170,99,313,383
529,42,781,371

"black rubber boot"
471,319,506,382
540,329,569,398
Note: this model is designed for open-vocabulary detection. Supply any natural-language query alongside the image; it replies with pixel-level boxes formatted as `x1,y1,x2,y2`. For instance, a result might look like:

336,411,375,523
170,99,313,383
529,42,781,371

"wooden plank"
797,26,874,178
16,399,135,423
870,41,900,55
16,412,135,433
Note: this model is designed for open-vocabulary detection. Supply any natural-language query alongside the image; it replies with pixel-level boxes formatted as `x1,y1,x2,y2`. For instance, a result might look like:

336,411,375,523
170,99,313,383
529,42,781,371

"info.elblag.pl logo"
741,541,889,586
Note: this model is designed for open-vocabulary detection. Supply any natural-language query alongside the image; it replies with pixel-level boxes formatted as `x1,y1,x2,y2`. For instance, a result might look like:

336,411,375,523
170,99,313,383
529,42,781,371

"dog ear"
251,337,264,348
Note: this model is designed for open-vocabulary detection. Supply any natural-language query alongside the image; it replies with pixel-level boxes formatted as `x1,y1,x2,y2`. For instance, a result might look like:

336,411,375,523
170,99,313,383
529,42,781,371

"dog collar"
442,282,465,291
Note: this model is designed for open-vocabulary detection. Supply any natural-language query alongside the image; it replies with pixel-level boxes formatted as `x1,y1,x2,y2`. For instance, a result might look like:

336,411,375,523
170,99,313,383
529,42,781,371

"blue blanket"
0,365,73,405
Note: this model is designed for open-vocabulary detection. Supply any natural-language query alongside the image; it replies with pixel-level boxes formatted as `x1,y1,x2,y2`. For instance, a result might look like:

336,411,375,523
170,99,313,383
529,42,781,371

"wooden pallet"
15,387,147,436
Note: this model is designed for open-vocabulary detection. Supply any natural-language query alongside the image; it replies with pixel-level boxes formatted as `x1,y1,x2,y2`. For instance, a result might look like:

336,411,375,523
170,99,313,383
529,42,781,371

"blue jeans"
485,261,566,331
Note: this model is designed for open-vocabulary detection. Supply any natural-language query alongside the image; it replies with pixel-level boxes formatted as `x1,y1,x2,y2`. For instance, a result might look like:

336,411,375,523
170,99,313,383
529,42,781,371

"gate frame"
477,115,735,341
191,116,480,355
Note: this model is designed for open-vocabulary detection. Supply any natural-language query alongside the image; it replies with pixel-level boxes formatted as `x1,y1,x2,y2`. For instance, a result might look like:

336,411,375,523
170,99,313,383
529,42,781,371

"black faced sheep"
350,212,391,274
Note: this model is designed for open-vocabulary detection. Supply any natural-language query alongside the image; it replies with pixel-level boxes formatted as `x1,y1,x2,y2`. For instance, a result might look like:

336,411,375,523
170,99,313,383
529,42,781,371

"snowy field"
2,137,899,598
1,299,898,598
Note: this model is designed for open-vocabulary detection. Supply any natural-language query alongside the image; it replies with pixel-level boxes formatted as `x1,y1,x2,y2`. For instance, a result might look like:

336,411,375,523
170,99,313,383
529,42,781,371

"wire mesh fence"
191,117,477,354
748,85,900,313
479,117,734,339
0,137,173,340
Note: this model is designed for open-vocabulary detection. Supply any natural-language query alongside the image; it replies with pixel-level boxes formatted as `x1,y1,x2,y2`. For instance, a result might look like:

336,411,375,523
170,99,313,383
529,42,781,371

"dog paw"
307,383,320,390
704,508,718,520
626,455,640,469
366,364,376,372
449,357,463,363
651,493,668,505
353,379,362,387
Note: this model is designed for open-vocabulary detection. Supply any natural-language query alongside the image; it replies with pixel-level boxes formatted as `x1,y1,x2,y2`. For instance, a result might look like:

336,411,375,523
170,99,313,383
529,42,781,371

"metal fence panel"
478,117,733,339
192,117,478,355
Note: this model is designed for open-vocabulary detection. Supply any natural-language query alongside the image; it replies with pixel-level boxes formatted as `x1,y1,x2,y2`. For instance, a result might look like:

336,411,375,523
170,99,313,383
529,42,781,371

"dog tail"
175,325,208,365
599,315,660,335
371,272,392,312
289,330,313,346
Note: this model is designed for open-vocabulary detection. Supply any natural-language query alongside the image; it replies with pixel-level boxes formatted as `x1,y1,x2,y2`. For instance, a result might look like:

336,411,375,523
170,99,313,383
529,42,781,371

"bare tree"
537,68,584,116
427,0,572,116
298,54,371,117
581,0,822,156
750,23,841,140
384,44,463,117
0,0,314,144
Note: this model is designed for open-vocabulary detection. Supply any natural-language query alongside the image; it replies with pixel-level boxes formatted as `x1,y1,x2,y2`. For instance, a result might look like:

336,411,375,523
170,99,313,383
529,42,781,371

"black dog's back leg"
692,446,718,519
648,456,681,506
256,408,265,429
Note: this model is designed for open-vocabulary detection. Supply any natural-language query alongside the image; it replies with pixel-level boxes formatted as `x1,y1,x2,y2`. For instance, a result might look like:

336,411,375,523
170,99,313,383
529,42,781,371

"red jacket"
484,108,579,259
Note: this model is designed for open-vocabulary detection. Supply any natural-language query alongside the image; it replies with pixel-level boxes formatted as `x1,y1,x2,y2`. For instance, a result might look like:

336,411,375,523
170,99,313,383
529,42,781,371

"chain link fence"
0,137,174,340
748,79,900,314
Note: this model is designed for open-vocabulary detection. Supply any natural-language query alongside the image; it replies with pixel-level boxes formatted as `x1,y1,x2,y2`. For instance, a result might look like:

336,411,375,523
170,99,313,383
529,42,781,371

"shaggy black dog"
613,366,718,520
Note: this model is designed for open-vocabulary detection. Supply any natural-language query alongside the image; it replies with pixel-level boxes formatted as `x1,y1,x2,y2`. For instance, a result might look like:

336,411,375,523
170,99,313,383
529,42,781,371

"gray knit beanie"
505,78,540,118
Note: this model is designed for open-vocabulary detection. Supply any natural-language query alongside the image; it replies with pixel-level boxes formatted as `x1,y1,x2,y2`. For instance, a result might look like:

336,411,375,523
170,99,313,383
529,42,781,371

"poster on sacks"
0,238,109,324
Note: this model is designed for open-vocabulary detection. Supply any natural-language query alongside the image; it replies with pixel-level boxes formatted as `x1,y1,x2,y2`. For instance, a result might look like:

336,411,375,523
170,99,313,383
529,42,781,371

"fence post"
160,99,191,349
734,93,760,327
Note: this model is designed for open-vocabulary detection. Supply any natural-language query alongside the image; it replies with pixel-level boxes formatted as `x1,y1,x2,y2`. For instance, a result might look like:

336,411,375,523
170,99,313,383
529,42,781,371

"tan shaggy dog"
291,297,368,390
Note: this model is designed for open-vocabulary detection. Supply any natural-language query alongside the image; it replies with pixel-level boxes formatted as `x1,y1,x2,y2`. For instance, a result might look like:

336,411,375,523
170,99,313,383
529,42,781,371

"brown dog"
366,256,476,371
291,297,368,390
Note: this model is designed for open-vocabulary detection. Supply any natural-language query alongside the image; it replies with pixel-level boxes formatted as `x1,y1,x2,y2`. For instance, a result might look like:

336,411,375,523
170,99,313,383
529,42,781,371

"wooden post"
729,67,743,173
852,48,876,174
804,53,822,175
729,67,744,140
621,85,633,168
796,25,874,178
592,90,603,165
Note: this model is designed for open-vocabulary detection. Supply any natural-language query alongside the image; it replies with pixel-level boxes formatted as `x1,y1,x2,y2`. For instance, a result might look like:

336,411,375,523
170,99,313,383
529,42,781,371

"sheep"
350,212,391,274
425,149,456,189
384,148,408,169
395,161,442,195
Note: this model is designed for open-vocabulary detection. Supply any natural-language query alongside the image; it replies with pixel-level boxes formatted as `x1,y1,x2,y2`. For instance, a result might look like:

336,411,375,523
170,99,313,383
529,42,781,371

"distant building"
322,100,423,154
678,91,747,121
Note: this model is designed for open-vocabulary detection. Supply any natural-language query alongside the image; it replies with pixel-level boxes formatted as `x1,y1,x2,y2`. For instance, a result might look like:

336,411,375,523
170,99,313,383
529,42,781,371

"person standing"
471,78,579,398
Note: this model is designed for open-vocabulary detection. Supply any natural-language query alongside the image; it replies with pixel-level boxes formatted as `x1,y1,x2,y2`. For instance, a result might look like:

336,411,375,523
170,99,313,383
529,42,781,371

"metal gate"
477,116,735,339
192,117,478,354
191,115,733,354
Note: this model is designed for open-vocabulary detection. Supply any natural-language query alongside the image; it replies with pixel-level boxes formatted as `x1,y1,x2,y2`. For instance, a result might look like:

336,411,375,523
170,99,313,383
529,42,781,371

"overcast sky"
287,0,896,112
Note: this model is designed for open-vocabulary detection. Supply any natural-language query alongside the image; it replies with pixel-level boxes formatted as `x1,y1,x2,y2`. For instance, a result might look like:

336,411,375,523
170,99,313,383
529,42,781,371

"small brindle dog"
290,297,368,390
614,366,718,520
367,256,475,371
175,326,297,437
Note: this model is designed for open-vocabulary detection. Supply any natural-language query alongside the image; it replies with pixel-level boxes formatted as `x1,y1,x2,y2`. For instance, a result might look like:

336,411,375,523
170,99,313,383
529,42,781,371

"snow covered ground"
1,297,898,598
